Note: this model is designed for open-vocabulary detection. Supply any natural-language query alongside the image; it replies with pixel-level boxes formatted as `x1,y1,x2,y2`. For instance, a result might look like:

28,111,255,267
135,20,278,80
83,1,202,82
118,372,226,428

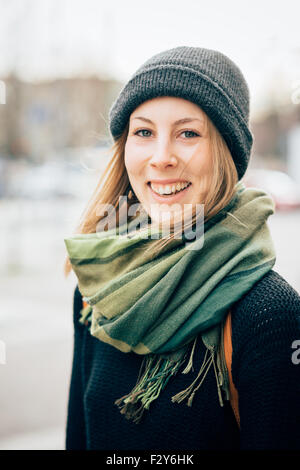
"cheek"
187,143,212,177
124,143,135,175
124,142,142,176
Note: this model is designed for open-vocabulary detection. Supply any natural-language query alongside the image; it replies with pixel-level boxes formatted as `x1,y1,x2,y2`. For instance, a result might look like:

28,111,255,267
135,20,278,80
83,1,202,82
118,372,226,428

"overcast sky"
1,0,300,113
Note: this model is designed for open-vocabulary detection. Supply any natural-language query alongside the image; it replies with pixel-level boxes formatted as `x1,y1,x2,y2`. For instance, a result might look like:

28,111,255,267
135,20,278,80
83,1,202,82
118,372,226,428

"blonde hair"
63,112,238,277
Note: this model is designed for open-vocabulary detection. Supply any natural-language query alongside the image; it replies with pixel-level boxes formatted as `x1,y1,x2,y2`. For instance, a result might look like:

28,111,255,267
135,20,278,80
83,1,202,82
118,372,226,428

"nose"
150,137,177,169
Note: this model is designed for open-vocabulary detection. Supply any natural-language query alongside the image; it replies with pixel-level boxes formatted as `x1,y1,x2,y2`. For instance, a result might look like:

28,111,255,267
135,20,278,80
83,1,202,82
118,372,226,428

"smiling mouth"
147,181,192,197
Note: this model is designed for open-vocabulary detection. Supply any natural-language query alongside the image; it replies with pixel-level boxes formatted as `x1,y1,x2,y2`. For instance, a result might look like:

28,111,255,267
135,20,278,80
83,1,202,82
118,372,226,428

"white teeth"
150,181,190,195
163,185,172,194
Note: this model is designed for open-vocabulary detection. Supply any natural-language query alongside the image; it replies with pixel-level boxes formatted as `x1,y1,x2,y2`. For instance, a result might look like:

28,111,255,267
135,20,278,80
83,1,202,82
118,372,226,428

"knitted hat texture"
108,46,253,180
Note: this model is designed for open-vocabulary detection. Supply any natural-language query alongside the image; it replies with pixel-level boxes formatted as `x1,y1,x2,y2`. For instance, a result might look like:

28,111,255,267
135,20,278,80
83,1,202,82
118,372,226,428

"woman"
63,46,300,450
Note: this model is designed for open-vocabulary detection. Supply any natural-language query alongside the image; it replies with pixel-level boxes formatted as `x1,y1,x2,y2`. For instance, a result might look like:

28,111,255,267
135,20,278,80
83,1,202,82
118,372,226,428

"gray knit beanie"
108,46,253,180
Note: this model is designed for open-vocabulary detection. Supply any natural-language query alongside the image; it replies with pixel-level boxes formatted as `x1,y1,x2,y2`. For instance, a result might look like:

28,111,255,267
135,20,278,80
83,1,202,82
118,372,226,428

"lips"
147,179,191,184
147,181,192,203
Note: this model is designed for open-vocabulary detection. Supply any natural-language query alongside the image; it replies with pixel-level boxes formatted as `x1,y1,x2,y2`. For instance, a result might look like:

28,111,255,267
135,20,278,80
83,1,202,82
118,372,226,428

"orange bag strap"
224,311,240,428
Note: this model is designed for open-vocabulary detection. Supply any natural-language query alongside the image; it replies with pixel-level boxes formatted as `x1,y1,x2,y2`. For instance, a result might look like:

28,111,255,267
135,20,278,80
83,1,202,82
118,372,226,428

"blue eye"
133,129,200,138
135,129,152,137
182,130,199,138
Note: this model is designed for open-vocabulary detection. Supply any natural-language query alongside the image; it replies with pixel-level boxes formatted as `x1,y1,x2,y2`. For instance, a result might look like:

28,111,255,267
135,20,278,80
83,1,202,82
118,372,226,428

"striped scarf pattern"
64,182,276,422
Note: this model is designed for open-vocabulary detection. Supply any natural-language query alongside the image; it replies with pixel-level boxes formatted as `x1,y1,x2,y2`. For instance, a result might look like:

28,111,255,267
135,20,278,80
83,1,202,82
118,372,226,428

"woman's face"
124,96,212,225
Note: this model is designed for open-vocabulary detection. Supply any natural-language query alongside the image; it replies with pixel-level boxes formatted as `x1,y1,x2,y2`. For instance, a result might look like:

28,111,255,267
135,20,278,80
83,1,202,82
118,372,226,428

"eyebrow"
131,116,204,126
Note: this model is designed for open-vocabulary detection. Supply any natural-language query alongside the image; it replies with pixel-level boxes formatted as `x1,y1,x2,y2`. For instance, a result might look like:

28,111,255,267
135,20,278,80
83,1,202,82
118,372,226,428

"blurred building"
0,74,123,161
251,91,300,184
1,73,300,186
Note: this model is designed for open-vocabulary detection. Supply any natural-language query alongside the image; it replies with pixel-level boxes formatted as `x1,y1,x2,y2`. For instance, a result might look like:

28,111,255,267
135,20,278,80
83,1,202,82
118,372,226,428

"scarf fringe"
171,349,211,406
115,355,185,423
172,345,224,407
114,337,224,423
181,337,197,374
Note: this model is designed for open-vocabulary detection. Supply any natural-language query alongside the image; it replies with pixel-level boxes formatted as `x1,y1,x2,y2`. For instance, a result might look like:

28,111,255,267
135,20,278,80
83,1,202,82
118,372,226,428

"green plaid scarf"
64,182,276,423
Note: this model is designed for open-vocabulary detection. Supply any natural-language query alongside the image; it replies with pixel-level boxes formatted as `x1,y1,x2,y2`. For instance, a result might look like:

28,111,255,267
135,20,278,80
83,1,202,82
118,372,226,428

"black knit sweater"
65,270,300,450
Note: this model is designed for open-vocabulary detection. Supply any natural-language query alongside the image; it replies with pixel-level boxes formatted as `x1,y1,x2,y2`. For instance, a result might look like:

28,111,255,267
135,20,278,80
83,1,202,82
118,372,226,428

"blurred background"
1,0,300,450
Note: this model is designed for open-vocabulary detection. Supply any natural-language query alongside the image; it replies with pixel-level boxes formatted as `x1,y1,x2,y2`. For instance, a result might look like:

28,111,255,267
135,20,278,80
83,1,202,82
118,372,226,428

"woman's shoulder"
232,269,300,317
231,269,300,351
230,271,300,448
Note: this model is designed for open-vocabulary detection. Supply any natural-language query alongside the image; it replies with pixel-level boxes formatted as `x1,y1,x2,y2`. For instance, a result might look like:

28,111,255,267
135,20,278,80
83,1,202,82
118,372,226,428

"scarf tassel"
171,348,211,406
114,337,224,423
114,354,185,423
171,347,224,408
